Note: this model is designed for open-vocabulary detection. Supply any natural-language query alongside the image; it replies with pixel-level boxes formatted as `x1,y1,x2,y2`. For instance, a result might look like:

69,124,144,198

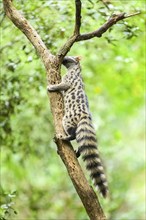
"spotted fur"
48,56,108,197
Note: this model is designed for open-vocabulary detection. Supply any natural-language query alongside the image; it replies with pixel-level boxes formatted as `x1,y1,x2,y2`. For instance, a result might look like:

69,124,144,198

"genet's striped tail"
76,114,108,198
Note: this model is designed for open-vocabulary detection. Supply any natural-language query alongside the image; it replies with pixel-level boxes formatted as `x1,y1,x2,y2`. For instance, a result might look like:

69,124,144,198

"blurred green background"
0,0,145,219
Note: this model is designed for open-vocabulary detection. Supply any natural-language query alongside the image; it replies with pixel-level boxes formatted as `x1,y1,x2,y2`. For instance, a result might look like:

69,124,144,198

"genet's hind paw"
56,133,65,140
75,150,80,158
56,133,71,141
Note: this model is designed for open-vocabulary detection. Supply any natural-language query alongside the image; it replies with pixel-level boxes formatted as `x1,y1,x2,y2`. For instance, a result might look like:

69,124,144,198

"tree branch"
57,0,82,59
3,0,51,66
74,0,82,35
58,11,140,57
76,12,141,41
57,34,77,59
55,139,106,220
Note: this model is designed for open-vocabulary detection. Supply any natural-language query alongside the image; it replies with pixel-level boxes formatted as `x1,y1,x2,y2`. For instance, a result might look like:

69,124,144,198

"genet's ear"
75,56,82,62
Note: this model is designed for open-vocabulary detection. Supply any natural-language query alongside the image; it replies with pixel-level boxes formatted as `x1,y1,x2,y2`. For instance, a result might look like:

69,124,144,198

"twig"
124,11,141,18
100,0,111,10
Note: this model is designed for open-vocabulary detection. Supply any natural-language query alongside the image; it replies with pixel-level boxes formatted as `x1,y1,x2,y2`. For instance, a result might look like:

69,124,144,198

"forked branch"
76,12,141,41
57,10,140,58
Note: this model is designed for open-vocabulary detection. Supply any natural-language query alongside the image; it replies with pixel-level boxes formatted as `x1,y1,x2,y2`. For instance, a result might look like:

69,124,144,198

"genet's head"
62,56,81,69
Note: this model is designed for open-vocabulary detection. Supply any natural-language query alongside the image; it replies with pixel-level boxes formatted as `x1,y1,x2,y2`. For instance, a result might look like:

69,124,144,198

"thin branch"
57,0,82,59
100,0,111,10
57,35,77,58
57,11,140,58
76,12,141,41
124,11,141,18
74,0,82,35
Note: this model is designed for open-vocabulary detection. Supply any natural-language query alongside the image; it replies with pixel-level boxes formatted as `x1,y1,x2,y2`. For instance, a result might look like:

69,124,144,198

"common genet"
48,56,108,198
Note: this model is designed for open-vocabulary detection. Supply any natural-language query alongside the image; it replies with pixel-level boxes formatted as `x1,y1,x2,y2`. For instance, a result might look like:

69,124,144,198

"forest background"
0,0,145,220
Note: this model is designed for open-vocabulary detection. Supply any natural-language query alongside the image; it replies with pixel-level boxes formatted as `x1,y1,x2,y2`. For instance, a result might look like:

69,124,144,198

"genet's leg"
60,117,76,141
47,82,70,92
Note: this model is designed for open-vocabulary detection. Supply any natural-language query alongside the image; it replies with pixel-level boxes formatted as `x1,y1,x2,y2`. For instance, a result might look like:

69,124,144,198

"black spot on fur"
72,95,75,99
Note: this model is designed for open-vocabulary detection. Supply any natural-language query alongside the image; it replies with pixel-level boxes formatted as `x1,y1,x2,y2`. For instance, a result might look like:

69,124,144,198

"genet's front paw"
47,85,55,91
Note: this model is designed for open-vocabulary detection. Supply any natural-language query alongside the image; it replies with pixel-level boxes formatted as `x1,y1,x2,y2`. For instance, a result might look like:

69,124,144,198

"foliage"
0,191,17,220
0,0,145,220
